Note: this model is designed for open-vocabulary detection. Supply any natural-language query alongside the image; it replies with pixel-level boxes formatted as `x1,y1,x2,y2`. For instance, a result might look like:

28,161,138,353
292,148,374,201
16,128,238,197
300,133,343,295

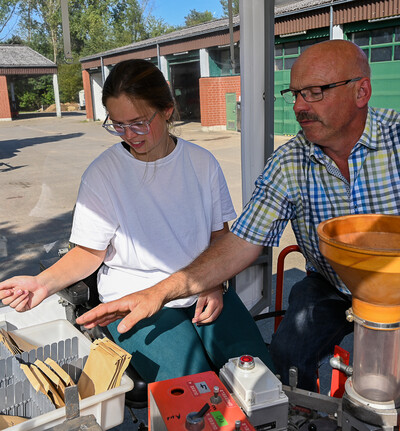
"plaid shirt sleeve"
231,150,295,246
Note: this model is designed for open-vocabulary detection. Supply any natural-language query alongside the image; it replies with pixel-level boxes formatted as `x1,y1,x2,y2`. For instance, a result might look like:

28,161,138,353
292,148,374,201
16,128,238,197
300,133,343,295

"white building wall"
91,72,107,121
332,24,344,39
200,48,210,77
160,56,169,81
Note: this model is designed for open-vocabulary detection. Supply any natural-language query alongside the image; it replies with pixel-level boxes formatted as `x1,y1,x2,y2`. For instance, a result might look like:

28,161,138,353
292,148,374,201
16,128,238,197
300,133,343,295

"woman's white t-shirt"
70,138,236,307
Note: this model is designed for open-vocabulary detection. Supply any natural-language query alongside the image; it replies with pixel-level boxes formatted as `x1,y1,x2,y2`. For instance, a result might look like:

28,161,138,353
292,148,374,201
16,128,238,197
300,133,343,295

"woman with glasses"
0,59,274,382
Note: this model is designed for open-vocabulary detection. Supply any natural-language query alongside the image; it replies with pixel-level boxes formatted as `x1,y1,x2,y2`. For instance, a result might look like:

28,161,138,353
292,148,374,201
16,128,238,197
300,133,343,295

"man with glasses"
75,40,400,391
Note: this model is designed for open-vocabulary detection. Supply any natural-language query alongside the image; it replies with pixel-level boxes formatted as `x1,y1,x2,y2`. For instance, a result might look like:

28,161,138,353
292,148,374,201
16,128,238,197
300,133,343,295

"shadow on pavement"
0,210,74,280
0,133,84,160
15,111,87,120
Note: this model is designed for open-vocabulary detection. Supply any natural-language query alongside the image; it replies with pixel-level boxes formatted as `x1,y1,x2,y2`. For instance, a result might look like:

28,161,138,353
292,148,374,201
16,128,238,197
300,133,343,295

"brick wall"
199,76,241,127
0,76,11,121
82,69,94,120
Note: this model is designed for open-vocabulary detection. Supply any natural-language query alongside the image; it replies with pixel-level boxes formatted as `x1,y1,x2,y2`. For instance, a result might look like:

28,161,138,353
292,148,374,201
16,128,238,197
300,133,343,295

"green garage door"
347,22,400,112
275,69,298,135
273,34,329,136
273,24,400,136
369,62,400,110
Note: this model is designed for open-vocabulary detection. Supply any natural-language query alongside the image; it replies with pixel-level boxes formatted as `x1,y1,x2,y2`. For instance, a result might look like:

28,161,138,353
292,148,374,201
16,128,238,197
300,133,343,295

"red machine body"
148,371,255,430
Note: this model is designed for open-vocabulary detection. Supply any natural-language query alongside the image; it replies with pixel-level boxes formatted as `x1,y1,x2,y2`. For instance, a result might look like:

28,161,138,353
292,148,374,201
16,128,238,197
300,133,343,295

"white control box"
219,355,288,430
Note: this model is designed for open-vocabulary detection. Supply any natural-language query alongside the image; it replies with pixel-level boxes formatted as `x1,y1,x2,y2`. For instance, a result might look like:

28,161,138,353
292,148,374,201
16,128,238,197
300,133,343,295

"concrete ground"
0,112,350,430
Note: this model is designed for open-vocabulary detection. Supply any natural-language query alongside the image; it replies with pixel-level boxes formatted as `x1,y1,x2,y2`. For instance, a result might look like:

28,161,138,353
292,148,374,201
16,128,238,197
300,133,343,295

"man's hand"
76,233,262,334
76,286,166,333
192,288,224,326
0,276,49,312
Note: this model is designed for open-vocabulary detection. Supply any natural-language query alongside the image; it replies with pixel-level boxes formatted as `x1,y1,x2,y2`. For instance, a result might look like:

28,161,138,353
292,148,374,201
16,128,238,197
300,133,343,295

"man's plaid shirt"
231,107,400,293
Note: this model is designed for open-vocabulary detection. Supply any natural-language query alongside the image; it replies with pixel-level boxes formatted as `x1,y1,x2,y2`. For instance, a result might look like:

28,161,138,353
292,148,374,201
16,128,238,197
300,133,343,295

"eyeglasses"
280,77,362,104
102,111,157,136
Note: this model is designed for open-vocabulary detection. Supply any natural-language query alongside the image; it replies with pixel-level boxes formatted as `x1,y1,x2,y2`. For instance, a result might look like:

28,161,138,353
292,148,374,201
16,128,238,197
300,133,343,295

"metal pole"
60,0,73,63
228,0,235,73
265,0,275,161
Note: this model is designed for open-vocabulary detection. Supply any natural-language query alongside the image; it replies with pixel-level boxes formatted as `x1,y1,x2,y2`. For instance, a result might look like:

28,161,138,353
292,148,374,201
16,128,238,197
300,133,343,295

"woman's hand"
0,245,106,313
192,287,224,326
0,276,49,312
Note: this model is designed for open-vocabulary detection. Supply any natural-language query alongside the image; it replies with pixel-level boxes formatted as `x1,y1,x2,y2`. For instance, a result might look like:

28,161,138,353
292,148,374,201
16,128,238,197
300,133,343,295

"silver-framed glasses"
102,111,157,136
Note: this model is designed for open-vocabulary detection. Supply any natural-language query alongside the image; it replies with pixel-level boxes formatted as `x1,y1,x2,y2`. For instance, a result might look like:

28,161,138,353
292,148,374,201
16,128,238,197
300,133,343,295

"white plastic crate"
2,319,133,431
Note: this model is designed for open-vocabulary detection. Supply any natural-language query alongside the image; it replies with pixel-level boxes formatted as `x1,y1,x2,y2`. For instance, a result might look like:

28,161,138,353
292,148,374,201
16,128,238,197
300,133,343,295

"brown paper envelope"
0,415,28,429
78,348,117,397
20,364,43,393
30,364,65,408
7,330,38,352
30,365,51,393
34,360,63,387
0,330,22,355
34,360,67,402
77,337,132,397
96,338,131,390
101,338,131,358
44,357,75,387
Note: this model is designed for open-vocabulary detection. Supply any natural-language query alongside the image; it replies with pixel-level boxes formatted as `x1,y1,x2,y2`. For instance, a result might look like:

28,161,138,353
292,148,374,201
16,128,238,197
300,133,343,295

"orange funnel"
317,214,400,323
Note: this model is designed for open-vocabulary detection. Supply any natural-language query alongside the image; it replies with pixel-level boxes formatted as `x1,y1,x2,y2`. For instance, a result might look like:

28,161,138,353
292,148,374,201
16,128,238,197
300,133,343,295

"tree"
220,0,239,17
69,0,115,57
2,0,180,105
14,74,54,110
58,61,83,102
0,0,20,41
184,9,213,27
2,34,23,44
18,0,61,62
145,15,177,39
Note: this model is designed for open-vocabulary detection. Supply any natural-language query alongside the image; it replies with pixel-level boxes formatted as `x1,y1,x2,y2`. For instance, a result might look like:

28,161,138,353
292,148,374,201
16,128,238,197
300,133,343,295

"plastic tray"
3,319,133,431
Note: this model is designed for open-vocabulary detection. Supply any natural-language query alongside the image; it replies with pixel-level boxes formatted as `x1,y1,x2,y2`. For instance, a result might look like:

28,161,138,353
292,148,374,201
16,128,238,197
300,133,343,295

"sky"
150,0,225,26
0,0,226,41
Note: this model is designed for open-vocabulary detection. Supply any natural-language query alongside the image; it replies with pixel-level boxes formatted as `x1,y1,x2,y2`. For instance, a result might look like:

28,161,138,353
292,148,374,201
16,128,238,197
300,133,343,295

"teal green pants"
107,288,274,382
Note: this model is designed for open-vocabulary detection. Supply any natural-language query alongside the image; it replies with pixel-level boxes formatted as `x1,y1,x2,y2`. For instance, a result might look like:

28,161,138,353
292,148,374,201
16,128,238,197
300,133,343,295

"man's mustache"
296,112,320,122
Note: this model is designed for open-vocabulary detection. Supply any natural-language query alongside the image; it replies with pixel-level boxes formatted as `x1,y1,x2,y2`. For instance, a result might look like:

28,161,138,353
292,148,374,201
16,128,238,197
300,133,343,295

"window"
395,26,400,42
275,58,283,71
371,28,392,45
284,57,297,70
352,31,369,46
349,26,400,62
371,46,392,62
209,46,240,76
275,44,283,56
394,45,400,60
284,41,298,55
274,36,328,70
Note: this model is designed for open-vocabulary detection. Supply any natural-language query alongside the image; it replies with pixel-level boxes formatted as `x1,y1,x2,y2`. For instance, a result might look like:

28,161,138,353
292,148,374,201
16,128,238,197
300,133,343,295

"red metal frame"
274,245,350,396
274,244,302,332
330,345,350,398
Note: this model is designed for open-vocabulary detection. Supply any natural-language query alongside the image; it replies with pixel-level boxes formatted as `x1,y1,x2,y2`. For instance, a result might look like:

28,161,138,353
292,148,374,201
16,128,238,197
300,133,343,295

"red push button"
238,355,255,370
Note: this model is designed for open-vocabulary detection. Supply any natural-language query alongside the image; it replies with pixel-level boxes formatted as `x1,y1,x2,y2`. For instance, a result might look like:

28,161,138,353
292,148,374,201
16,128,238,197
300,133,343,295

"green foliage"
1,0,208,105
145,15,177,38
58,61,83,102
14,75,54,111
18,0,62,62
184,9,214,27
3,34,23,44
69,0,115,57
0,0,19,39
220,0,239,17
